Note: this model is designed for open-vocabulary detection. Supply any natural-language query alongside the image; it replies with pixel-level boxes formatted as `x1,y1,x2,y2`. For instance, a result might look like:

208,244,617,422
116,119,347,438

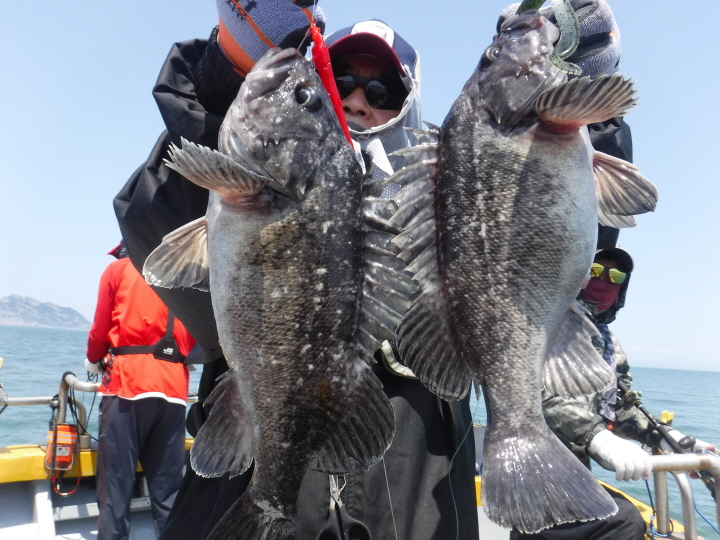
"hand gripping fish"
368,11,658,534
143,48,413,540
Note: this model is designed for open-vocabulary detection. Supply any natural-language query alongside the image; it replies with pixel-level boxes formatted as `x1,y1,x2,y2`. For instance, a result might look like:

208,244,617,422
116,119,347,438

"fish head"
219,47,347,200
475,10,566,127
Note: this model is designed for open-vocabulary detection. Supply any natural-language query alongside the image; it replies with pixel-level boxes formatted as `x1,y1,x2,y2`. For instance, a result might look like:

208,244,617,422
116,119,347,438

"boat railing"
650,451,720,540
1,372,198,450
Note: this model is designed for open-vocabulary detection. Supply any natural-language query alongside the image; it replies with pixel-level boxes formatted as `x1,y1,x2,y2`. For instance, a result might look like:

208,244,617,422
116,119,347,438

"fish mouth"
505,67,565,128
244,48,300,98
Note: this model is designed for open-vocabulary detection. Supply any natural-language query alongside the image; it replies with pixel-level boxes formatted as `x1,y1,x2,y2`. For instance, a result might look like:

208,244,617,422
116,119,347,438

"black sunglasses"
334,74,408,110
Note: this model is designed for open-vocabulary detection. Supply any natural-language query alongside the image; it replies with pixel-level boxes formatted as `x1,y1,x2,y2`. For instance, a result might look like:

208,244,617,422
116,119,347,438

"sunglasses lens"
364,80,390,108
590,263,604,279
334,76,356,100
608,268,627,285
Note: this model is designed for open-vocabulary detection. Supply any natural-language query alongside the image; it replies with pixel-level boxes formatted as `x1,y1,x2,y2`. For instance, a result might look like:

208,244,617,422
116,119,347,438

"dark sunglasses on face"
334,74,408,110
590,263,628,285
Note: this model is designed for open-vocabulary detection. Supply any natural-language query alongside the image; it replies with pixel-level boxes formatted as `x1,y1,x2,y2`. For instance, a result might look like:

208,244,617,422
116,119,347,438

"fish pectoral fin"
164,138,279,201
143,217,210,291
534,74,638,129
543,301,614,397
594,151,658,229
190,371,255,478
310,365,395,473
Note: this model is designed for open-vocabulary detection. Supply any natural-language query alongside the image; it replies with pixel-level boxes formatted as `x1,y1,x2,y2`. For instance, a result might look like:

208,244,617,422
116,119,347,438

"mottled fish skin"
197,49,394,540
395,11,618,533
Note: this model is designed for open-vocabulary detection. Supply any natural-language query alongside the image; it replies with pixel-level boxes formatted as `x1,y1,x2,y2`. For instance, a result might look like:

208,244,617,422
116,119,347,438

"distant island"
0,295,91,331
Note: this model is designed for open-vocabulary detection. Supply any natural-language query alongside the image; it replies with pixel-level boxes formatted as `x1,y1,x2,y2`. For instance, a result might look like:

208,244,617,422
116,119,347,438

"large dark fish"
374,10,658,534
143,48,407,540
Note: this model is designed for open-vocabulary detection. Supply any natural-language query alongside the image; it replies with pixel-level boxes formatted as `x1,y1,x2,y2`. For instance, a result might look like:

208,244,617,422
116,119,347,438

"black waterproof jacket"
114,34,479,540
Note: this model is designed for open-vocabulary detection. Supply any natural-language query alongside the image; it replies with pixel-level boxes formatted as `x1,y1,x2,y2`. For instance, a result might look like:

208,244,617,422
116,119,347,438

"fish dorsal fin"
190,370,255,478
358,194,417,364
385,127,473,401
143,217,209,291
534,74,638,129
310,362,395,473
593,151,658,229
543,301,614,397
164,138,290,200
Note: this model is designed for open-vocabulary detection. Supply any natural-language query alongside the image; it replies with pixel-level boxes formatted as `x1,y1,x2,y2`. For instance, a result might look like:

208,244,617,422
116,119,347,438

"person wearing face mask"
511,247,715,540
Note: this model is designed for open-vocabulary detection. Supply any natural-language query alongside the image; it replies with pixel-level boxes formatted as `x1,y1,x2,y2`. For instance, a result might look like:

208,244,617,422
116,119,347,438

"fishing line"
296,0,318,54
449,394,482,540
381,456,399,540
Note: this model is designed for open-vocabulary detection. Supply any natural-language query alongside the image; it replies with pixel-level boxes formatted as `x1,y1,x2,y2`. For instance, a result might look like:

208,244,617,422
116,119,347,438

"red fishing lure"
309,23,353,146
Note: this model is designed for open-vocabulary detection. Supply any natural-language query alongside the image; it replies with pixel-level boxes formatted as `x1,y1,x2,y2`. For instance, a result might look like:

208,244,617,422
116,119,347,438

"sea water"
0,325,202,448
1,326,718,537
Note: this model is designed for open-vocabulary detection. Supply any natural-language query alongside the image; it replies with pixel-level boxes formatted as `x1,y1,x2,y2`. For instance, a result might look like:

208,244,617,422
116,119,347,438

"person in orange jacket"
86,241,195,540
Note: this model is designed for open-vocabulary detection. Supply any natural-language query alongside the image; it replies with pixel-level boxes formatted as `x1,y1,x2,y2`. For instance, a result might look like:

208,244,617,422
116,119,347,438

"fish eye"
485,46,501,61
295,85,323,112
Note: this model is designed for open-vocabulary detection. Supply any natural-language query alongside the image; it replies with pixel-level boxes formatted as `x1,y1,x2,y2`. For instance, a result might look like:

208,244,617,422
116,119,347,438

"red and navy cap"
326,20,418,82
108,241,127,259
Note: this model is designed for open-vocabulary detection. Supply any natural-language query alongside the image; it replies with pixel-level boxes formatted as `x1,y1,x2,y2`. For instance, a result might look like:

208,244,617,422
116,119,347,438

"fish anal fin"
190,371,255,478
594,151,658,229
535,74,638,129
543,301,614,397
310,364,395,473
143,217,209,291
397,282,473,401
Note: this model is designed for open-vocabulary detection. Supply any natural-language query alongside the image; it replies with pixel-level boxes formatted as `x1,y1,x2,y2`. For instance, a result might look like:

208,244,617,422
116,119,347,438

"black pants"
509,487,646,540
96,396,186,540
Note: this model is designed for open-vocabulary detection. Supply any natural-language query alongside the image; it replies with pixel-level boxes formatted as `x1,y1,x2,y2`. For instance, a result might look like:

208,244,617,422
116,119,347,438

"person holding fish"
115,2,479,539
113,0,635,538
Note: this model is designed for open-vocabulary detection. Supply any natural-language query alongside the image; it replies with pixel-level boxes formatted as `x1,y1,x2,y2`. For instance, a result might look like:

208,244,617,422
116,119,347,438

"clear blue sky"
1,2,718,372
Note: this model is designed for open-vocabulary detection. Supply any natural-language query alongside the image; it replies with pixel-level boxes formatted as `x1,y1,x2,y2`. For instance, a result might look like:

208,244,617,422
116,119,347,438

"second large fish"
374,10,658,533
143,48,408,540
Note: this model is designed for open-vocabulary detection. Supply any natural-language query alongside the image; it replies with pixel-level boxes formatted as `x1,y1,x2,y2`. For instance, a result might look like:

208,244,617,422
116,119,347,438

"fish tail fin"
208,496,294,540
482,424,617,533
534,74,637,128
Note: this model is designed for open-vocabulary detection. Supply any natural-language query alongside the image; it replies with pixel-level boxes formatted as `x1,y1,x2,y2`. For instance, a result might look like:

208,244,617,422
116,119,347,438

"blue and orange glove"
216,0,325,77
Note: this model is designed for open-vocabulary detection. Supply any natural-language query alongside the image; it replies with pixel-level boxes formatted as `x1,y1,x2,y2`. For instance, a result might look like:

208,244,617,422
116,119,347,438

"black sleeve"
113,32,242,365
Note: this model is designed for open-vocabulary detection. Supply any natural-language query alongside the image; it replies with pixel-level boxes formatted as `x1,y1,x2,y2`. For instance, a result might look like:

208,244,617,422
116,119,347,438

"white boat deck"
0,479,156,540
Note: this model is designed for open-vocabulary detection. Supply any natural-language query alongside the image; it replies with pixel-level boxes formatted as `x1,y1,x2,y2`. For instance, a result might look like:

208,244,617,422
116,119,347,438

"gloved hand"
216,0,325,76
588,429,653,481
499,0,621,78
84,357,103,375
659,428,716,454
